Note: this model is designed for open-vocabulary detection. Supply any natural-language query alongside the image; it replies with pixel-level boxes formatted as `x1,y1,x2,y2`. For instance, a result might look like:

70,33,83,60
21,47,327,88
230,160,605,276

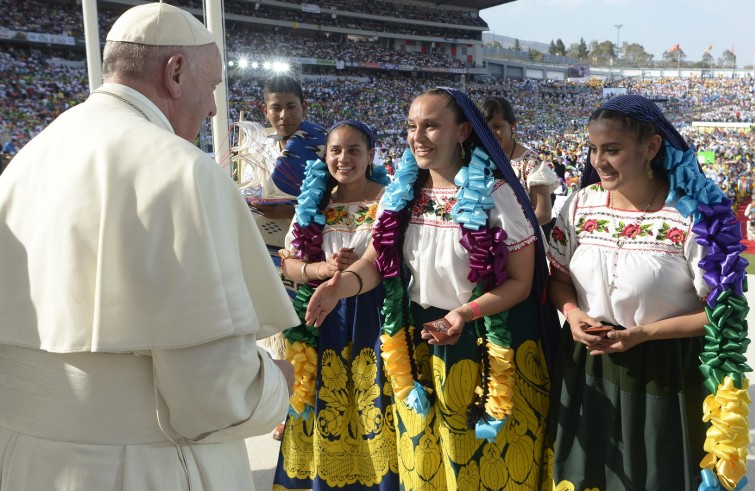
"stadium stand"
1,0,752,207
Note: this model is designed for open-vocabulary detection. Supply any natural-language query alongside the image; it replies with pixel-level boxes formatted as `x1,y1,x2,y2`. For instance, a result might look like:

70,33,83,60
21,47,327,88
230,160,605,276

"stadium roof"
432,0,517,10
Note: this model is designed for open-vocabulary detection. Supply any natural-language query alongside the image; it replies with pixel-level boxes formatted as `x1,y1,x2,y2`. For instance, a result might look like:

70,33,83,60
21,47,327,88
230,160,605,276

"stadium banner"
602,87,628,99
697,151,716,164
26,32,76,46
301,3,320,14
0,29,74,46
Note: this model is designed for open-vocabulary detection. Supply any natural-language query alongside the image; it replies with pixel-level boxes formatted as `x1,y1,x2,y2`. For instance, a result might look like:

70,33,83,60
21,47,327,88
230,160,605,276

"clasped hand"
566,309,645,355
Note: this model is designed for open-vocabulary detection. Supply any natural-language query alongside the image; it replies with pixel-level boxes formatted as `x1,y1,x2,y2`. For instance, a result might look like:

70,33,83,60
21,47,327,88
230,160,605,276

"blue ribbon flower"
294,159,329,227
452,146,497,231
475,414,507,442
288,404,313,421
382,148,418,212
405,381,430,416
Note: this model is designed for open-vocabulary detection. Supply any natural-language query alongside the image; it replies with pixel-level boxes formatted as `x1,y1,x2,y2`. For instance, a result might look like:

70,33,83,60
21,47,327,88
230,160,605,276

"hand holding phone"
583,321,624,334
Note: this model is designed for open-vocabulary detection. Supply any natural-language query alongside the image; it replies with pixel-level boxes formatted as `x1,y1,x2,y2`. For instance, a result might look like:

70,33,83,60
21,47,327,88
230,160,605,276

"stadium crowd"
1,1,753,201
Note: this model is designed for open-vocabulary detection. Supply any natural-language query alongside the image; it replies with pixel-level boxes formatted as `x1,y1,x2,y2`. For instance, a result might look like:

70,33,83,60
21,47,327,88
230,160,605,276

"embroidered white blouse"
379,180,536,310
548,184,710,328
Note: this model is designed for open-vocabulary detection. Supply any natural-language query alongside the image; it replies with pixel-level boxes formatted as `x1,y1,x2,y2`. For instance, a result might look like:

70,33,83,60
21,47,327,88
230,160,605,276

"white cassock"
0,83,299,490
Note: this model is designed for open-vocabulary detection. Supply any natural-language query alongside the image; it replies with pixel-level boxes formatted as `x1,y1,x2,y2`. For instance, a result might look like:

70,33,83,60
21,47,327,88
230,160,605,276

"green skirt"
551,325,707,491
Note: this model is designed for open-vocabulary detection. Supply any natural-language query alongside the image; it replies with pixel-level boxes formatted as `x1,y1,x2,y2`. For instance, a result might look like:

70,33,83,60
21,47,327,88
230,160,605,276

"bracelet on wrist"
278,249,292,280
563,303,580,317
316,261,326,280
300,262,311,283
466,300,483,320
342,270,363,296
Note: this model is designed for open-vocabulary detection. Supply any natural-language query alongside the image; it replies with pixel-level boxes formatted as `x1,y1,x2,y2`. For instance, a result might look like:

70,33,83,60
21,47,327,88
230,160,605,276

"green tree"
513,39,521,52
588,40,615,65
566,37,589,60
548,40,557,55
528,48,544,63
662,48,685,67
702,51,714,67
720,49,736,68
622,43,654,67
555,39,567,56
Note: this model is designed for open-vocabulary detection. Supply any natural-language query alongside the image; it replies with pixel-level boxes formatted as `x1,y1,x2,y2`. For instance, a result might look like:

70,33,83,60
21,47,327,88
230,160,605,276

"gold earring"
646,160,654,179
460,143,466,161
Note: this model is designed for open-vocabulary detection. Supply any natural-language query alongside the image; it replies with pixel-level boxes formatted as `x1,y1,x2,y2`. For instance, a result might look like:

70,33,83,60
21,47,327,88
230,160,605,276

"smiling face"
587,118,661,192
325,125,374,186
263,91,307,141
407,93,470,176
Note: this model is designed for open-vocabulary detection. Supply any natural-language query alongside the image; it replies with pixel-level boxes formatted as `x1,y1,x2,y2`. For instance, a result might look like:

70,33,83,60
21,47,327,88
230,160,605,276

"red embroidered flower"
551,227,565,242
620,224,641,238
444,198,456,213
583,219,598,233
665,227,685,243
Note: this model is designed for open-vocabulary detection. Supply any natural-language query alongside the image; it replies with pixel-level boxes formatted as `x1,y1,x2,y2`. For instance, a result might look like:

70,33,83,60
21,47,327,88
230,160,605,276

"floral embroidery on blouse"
612,221,654,240
576,217,610,235
325,202,378,228
656,223,688,248
551,225,568,247
411,189,457,221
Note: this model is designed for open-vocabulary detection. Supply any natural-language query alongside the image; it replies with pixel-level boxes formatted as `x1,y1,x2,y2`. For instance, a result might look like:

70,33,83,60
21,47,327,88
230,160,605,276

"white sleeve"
525,161,559,193
151,334,289,443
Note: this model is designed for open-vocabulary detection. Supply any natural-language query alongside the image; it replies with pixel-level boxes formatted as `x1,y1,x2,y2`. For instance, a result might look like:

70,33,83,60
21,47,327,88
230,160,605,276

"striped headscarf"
581,94,690,188
440,87,560,373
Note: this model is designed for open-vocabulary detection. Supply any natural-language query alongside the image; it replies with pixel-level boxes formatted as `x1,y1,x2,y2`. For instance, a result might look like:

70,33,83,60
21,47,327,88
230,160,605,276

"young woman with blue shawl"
548,95,749,491
273,120,399,490
305,88,560,490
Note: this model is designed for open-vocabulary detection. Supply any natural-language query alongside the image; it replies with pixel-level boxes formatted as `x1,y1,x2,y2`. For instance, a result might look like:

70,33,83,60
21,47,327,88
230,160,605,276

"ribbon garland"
374,145,516,440
284,156,391,419
660,142,751,491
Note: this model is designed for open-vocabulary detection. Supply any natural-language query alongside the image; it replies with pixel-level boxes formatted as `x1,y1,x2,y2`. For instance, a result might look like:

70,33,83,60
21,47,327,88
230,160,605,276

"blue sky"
480,0,754,63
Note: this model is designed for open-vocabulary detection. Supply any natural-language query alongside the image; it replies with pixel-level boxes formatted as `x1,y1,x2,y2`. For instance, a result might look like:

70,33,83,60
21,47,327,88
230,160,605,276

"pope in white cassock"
0,3,299,490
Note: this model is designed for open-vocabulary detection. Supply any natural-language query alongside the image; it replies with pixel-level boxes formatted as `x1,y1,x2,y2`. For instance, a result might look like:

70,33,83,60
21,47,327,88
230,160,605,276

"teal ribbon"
382,148,418,212
451,146,496,231
406,381,430,416
475,415,507,442
661,143,725,218
288,404,313,421
294,159,329,227
699,469,747,491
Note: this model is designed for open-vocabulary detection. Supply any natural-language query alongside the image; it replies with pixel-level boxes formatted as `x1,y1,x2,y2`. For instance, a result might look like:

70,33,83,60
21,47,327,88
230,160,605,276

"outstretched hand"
305,271,344,327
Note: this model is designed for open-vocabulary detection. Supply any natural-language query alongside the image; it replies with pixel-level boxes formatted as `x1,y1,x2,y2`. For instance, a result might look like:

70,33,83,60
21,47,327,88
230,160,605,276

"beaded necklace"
607,179,661,295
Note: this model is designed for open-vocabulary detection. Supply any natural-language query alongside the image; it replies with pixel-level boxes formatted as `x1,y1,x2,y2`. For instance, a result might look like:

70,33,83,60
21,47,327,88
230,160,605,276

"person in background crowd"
0,4,297,489
744,194,755,240
482,96,559,234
